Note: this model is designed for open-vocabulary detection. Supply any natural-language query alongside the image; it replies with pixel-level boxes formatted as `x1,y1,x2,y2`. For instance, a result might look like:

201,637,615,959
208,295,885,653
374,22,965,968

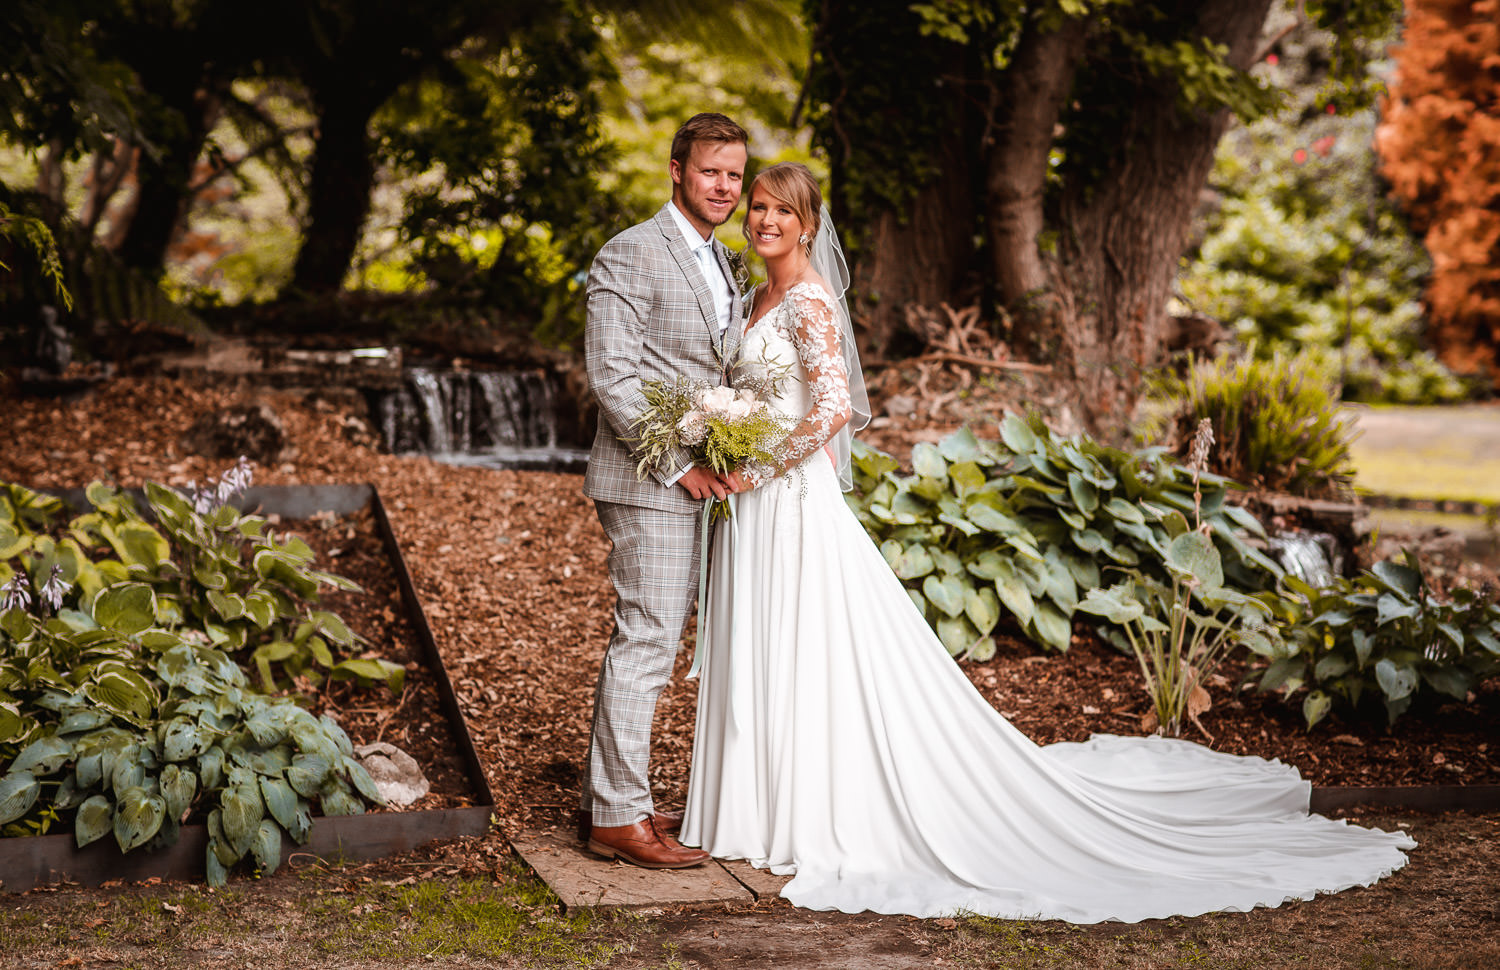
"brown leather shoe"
577,808,684,841
586,817,709,869
653,808,684,835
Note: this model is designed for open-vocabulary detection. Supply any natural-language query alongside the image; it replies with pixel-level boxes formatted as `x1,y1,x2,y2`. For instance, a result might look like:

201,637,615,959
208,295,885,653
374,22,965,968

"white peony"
724,398,755,420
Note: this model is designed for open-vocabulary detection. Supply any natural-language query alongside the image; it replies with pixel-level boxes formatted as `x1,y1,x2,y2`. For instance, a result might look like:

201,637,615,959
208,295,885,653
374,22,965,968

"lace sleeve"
743,285,853,487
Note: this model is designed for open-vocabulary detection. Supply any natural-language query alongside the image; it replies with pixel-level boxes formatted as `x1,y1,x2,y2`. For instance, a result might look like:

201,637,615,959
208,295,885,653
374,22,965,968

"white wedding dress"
680,283,1414,923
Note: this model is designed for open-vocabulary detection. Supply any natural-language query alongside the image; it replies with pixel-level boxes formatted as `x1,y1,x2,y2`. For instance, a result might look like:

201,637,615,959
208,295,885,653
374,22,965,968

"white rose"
698,385,737,412
724,399,754,420
738,388,758,403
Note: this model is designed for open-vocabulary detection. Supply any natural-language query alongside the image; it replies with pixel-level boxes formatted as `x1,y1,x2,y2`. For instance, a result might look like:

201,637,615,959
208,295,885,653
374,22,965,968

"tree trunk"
816,0,983,356
287,87,385,296
1036,0,1275,435
853,127,979,357
987,16,1088,310
114,67,221,279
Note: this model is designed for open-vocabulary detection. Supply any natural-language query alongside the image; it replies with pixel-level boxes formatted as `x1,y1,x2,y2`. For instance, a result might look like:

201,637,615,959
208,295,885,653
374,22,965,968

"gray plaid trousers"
581,500,705,826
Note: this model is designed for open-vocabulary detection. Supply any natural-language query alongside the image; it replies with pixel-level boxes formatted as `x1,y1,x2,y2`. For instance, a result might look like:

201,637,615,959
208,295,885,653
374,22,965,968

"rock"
353,741,430,809
881,394,918,419
180,401,287,464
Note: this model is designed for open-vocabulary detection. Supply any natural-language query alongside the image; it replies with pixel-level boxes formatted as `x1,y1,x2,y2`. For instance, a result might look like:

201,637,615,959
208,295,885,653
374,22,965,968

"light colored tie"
697,242,726,332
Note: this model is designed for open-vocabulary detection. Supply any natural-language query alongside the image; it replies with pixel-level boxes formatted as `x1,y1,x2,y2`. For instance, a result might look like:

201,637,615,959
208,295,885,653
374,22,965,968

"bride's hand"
724,469,750,493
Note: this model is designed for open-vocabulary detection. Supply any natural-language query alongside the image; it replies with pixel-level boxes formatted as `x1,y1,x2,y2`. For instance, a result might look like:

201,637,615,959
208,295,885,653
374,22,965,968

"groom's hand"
678,466,729,501
723,470,750,494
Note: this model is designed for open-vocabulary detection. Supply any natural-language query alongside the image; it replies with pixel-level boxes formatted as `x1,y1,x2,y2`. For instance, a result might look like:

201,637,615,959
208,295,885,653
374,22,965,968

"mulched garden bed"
3,374,1496,846
277,508,473,809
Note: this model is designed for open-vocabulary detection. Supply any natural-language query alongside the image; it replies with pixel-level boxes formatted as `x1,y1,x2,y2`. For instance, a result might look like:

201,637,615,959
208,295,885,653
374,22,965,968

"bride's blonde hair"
742,162,822,253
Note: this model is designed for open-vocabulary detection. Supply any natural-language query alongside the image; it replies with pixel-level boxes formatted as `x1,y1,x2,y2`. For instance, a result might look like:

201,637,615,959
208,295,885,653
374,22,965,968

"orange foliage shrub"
1376,0,1500,388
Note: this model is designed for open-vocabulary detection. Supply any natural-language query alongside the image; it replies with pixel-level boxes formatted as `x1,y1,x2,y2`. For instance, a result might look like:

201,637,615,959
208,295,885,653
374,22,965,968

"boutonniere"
723,246,750,296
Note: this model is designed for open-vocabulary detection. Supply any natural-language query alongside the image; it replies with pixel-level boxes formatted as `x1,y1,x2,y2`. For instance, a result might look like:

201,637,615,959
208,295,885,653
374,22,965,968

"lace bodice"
736,282,852,488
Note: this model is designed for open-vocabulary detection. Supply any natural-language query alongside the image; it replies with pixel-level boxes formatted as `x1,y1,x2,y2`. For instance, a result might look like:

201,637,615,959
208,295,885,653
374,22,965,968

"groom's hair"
670,113,749,168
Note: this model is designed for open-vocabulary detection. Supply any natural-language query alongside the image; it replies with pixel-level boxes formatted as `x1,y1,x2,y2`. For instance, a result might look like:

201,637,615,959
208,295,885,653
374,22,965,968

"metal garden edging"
0,484,494,892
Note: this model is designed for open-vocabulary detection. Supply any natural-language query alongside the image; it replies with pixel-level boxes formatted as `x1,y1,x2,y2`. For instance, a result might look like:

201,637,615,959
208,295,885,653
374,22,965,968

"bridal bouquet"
630,377,788,519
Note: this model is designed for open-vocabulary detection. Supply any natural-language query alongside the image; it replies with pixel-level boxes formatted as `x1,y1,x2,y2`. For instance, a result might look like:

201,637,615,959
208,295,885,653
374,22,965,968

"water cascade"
375,367,588,472
1267,531,1344,588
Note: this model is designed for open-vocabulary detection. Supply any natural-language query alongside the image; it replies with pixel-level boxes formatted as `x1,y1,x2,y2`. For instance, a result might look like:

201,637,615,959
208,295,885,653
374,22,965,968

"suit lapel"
654,205,724,355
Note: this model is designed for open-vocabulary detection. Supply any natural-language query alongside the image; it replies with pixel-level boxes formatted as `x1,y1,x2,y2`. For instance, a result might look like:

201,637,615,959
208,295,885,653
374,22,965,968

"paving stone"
512,830,754,912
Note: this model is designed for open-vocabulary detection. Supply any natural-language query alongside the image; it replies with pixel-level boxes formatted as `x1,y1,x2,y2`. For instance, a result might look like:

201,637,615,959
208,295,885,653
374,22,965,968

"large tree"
803,0,1401,431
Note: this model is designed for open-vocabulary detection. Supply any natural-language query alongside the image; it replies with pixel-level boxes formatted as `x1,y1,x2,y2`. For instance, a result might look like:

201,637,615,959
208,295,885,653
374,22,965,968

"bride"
679,161,1414,923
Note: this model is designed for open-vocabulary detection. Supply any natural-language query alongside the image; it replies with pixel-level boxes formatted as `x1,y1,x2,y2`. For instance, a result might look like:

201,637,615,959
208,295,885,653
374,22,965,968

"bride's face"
746,188,805,261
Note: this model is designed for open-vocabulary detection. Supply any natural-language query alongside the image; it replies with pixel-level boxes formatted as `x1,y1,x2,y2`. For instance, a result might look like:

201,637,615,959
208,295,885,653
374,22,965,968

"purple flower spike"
39,564,70,614
1,573,31,612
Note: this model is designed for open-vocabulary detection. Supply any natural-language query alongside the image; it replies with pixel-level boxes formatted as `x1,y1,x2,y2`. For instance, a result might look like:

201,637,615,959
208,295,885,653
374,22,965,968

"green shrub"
1252,556,1500,728
847,416,1281,656
0,475,396,886
1179,25,1469,405
1147,348,1358,500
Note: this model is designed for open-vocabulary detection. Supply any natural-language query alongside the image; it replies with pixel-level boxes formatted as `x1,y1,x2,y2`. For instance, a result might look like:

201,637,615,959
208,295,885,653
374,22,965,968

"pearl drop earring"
799,232,810,245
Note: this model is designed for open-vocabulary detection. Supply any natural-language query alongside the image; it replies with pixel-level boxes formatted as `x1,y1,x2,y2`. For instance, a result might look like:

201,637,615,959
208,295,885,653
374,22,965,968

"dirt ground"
2,373,1499,968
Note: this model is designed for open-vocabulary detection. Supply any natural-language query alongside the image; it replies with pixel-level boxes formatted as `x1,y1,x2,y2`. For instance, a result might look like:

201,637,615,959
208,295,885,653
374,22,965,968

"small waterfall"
375,367,587,472
408,370,453,454
1268,531,1344,588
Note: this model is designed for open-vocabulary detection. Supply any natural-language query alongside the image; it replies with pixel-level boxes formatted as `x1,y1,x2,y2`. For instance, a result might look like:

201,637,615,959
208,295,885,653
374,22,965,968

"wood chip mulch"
3,376,1496,843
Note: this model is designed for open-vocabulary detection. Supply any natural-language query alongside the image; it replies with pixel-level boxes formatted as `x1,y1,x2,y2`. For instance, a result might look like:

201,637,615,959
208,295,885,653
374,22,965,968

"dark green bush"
1148,349,1358,500
1252,556,1500,728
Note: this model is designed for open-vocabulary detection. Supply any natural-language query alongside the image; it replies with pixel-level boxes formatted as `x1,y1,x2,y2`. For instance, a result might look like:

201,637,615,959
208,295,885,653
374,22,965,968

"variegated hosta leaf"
113,787,166,852
74,793,113,847
0,771,40,825
92,582,157,636
251,819,282,875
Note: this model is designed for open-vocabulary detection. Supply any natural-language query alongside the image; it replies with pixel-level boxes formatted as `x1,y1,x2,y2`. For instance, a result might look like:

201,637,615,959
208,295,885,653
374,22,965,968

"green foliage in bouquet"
1252,556,1500,729
1147,348,1358,500
629,377,789,479
0,476,395,885
847,416,1281,657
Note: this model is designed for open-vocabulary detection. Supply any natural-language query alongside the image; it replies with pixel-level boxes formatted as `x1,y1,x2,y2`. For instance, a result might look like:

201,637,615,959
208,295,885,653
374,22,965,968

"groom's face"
670,140,747,239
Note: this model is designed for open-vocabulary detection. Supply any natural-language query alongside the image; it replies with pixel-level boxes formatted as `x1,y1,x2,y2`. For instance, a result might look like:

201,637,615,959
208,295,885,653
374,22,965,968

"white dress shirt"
663,200,734,487
666,200,734,334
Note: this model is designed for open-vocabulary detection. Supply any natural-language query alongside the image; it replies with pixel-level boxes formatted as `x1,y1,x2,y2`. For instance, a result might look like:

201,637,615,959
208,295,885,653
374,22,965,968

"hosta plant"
0,475,403,693
0,602,384,885
0,471,397,886
1252,555,1500,728
847,415,1280,657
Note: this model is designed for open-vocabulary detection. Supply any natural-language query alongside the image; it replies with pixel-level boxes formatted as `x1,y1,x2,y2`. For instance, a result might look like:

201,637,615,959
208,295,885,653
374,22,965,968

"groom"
578,113,748,868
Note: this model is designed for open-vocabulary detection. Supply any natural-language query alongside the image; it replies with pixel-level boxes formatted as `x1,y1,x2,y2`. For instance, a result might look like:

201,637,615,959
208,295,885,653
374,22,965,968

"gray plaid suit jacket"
583,204,744,514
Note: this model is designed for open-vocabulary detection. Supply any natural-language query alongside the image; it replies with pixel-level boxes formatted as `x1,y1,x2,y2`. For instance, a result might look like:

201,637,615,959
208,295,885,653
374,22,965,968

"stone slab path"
511,830,791,912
